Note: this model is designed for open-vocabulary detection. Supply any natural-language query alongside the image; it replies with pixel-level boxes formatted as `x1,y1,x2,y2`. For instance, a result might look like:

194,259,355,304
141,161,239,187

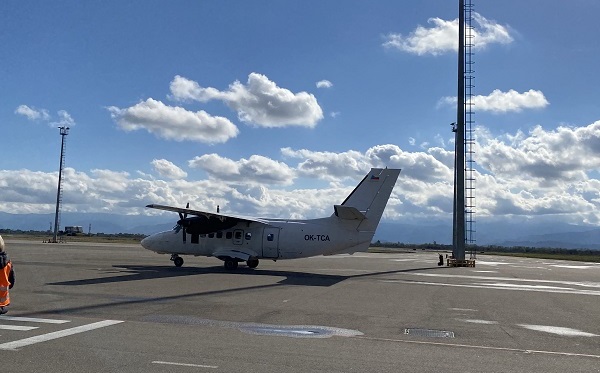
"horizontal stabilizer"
334,205,366,220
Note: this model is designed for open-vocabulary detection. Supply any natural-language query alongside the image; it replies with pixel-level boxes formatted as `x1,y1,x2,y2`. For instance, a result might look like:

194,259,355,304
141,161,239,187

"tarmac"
1,240,599,373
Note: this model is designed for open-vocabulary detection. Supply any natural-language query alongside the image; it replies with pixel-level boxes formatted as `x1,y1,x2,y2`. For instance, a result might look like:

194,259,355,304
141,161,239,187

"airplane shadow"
29,264,444,318
49,264,443,288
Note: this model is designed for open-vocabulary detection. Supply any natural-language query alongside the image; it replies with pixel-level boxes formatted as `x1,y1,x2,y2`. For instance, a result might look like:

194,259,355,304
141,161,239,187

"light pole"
52,126,69,243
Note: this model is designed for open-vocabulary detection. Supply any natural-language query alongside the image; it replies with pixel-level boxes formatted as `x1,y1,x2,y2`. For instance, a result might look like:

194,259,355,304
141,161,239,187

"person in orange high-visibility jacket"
0,235,15,315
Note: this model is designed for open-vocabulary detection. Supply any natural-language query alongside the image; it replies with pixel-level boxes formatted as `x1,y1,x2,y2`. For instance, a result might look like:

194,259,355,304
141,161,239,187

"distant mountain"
373,218,600,250
0,211,172,235
1,211,599,250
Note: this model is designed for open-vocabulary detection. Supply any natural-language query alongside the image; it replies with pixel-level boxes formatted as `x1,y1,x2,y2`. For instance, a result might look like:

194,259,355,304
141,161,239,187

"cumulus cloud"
15,105,74,126
316,80,333,89
5,120,600,225
107,98,239,144
439,89,549,113
50,110,75,127
478,121,600,182
169,73,324,128
188,154,296,186
15,105,50,121
151,159,187,180
383,12,513,55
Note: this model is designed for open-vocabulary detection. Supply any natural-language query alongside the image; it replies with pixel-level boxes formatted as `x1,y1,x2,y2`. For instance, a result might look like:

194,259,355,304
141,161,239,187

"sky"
1,1,600,231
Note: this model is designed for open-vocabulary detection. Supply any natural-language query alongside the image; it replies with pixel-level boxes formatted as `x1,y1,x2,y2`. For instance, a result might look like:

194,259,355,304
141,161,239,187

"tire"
224,259,238,270
174,257,184,267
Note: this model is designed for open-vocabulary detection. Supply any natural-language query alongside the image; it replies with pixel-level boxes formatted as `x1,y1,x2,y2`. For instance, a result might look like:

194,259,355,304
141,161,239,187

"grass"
2,233,143,244
482,252,600,263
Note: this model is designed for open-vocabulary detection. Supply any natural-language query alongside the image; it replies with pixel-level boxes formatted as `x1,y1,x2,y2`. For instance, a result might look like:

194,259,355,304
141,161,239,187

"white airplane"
141,168,400,269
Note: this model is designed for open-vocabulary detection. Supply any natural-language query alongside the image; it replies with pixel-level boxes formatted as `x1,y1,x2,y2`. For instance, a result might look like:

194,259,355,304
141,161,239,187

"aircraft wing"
145,204,272,225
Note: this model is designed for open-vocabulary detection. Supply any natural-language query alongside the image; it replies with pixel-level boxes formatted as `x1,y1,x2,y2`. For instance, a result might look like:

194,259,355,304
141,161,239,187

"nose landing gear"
170,254,184,267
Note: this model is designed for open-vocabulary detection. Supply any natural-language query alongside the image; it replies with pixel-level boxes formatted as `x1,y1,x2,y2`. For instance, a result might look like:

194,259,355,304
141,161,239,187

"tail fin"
334,168,401,232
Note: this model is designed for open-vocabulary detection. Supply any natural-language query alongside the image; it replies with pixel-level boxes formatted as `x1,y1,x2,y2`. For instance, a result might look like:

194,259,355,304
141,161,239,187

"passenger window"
226,232,233,239
216,231,223,239
267,233,274,242
245,232,252,240
208,233,215,238
234,231,242,240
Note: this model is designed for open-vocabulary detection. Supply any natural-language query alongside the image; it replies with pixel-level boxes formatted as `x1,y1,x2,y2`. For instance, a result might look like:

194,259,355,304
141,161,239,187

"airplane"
141,167,400,270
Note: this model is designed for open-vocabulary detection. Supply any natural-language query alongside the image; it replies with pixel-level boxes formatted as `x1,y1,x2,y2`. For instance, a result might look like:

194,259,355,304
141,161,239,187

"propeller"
178,202,189,243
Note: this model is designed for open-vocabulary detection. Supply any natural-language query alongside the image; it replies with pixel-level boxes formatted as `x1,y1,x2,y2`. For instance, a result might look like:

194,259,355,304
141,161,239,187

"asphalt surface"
1,240,599,372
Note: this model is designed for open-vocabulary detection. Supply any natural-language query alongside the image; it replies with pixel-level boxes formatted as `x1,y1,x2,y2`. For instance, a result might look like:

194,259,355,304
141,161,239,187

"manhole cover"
404,328,455,338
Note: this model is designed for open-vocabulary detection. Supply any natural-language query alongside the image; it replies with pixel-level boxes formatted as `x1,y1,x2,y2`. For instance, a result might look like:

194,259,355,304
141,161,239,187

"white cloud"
169,74,324,128
15,105,50,121
188,154,296,186
50,110,76,127
281,147,370,181
316,80,333,89
151,159,187,180
383,12,513,56
440,89,549,113
107,98,239,144
5,120,600,225
15,105,74,126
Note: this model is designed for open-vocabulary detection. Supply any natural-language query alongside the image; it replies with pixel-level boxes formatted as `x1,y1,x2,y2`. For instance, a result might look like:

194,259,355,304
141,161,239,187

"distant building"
64,226,84,236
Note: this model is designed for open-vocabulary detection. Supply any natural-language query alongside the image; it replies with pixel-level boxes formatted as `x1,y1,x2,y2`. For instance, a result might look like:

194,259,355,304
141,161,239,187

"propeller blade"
181,203,190,243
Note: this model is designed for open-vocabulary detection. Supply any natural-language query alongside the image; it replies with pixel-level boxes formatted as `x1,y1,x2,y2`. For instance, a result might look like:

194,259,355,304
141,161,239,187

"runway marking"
457,319,498,325
410,273,600,289
152,361,218,369
381,279,600,296
356,336,600,359
551,264,599,269
518,324,598,337
0,316,70,324
0,320,124,350
449,308,477,312
0,325,39,331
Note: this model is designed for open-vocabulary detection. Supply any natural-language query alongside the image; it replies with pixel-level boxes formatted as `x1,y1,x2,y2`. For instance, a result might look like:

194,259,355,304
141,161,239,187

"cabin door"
262,228,280,258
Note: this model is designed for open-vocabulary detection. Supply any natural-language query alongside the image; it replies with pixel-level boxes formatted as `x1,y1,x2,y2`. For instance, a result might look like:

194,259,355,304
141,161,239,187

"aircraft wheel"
174,257,184,267
247,258,259,269
224,259,238,270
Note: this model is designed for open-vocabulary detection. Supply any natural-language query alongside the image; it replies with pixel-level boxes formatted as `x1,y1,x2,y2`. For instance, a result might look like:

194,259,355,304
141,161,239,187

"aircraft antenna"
52,126,69,243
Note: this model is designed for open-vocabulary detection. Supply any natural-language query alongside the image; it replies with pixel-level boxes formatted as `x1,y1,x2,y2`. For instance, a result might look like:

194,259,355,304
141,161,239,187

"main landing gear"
170,254,184,267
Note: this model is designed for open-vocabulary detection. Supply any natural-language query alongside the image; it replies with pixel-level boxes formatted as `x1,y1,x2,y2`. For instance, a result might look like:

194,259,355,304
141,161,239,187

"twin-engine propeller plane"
141,168,400,270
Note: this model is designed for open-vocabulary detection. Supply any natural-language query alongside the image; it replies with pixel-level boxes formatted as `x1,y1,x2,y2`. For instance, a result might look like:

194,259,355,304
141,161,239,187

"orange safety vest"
0,261,12,307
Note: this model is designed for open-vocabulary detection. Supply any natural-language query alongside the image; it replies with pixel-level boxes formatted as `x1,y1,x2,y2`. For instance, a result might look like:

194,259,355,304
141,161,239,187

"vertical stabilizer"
335,168,401,232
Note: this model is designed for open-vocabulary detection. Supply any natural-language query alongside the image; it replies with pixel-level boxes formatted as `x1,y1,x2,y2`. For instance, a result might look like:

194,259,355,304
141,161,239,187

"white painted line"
457,319,499,325
152,361,218,369
518,324,599,337
381,279,600,296
0,316,70,324
0,320,124,350
0,325,39,331
357,335,600,359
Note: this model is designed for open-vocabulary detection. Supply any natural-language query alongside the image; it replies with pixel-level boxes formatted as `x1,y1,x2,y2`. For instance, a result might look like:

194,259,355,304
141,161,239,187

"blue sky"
2,1,600,229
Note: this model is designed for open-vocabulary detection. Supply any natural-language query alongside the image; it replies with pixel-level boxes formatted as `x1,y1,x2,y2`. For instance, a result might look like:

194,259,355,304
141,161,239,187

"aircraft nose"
141,235,155,251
